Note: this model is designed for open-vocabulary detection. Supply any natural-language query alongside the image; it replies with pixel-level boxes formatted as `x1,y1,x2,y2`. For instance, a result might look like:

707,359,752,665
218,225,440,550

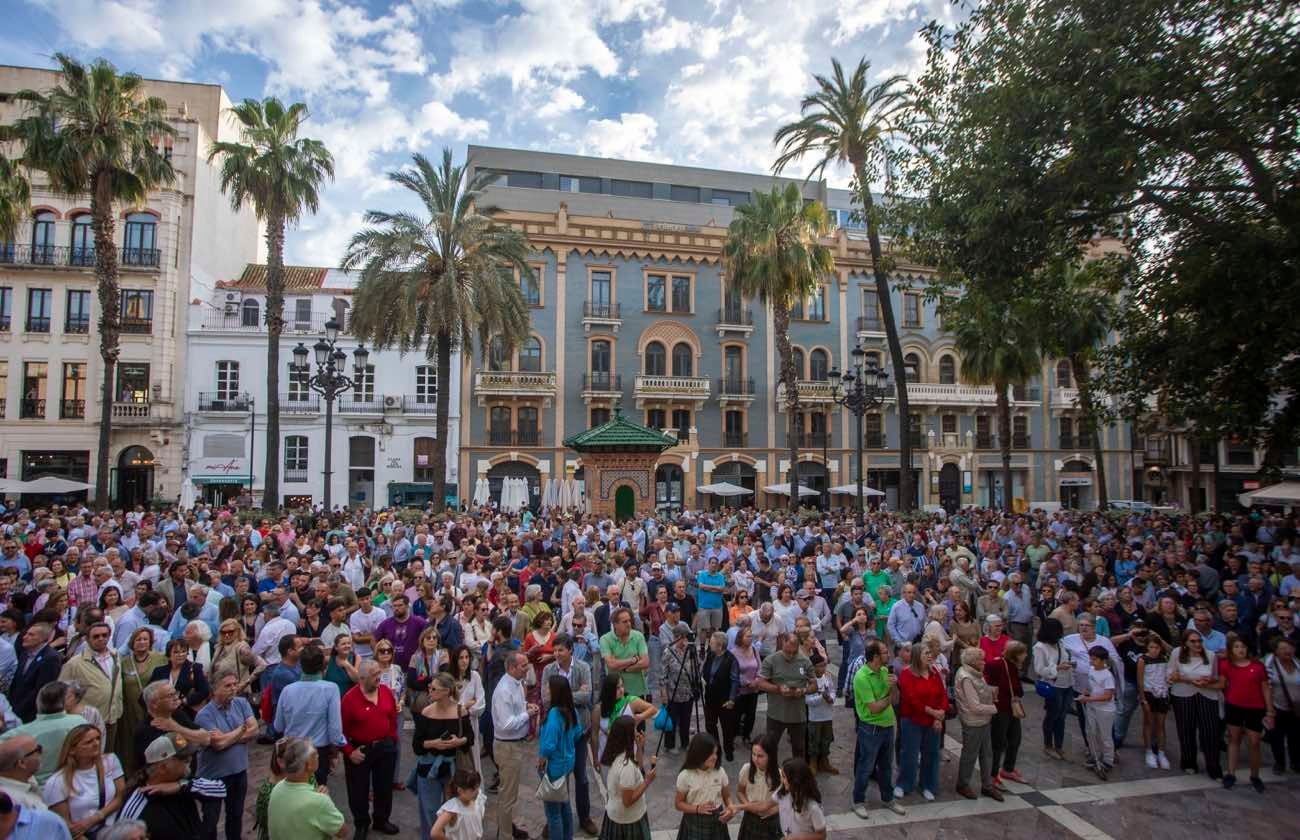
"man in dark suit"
11,622,62,722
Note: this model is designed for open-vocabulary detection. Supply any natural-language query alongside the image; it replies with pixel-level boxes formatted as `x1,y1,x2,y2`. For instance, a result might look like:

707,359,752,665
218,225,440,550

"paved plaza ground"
239,647,1300,839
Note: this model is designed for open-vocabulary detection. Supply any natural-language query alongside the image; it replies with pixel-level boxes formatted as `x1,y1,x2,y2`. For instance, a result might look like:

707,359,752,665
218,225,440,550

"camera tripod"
653,635,705,756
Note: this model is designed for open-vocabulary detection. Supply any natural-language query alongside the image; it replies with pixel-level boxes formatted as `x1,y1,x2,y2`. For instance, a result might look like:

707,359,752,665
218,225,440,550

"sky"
1,0,959,266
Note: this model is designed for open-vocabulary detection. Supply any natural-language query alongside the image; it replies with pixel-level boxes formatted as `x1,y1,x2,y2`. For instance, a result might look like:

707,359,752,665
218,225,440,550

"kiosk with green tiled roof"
564,412,676,521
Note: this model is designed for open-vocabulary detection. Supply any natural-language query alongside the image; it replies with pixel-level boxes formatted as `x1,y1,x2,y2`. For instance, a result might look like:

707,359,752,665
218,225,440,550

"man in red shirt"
341,659,401,838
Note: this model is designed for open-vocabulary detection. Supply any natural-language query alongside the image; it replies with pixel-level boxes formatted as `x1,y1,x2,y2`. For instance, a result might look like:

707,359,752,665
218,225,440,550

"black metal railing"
0,243,162,268
718,307,753,326
489,428,513,446
583,301,620,319
284,468,309,483
197,392,251,412
718,377,755,396
69,247,95,267
0,397,6,416
723,431,748,448
582,373,621,391
280,394,320,414
338,398,383,414
402,396,437,415
120,247,161,268
865,431,886,449
60,399,85,419
120,317,152,334
26,316,51,333
800,433,830,448
21,398,46,419
65,317,90,334
516,427,540,446
976,433,994,450
1011,385,1041,402
857,315,884,332
1013,435,1031,449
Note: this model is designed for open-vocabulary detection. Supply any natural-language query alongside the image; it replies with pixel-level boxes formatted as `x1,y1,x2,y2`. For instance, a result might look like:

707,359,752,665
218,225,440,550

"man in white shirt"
347,587,385,658
560,568,584,618
252,604,296,665
492,651,537,840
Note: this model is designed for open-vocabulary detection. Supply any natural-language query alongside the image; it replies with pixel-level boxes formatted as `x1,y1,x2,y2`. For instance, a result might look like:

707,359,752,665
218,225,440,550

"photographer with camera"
660,626,698,753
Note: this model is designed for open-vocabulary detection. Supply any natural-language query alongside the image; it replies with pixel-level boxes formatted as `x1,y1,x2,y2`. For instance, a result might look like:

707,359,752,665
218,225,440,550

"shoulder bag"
536,765,569,802
1035,645,1063,699
1006,658,1026,719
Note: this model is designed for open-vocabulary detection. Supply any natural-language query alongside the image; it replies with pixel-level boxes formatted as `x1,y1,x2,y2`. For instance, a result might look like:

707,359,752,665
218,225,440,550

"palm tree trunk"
1190,432,1202,514
430,332,453,514
853,164,912,511
1073,356,1108,510
1210,433,1220,512
262,210,285,509
774,301,800,508
92,170,120,506
997,383,1012,511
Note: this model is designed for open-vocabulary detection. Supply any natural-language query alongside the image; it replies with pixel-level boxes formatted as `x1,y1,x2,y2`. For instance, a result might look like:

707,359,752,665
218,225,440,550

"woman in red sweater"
984,641,1027,786
896,643,949,801
1221,637,1275,792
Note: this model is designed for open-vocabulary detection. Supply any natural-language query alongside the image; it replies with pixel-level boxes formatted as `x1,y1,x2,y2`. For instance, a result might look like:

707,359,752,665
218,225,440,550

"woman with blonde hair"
211,618,267,699
409,624,448,697
42,723,125,837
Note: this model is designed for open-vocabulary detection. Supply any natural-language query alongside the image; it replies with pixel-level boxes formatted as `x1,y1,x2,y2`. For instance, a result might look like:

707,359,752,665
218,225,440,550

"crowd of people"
0,494,1295,840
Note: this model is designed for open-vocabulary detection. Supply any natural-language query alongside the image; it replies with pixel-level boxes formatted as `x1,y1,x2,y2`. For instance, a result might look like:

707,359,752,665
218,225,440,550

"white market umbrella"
564,478,579,510
22,476,94,493
698,482,753,497
472,477,490,507
179,479,197,510
503,478,520,513
0,479,27,494
829,484,886,497
764,482,819,497
1239,480,1300,507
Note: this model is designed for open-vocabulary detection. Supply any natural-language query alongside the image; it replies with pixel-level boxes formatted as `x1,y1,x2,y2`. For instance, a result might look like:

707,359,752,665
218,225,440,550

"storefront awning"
193,477,250,486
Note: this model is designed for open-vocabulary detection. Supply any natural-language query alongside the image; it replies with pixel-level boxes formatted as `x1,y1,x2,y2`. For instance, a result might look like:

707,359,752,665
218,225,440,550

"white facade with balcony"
185,266,461,509
0,66,263,506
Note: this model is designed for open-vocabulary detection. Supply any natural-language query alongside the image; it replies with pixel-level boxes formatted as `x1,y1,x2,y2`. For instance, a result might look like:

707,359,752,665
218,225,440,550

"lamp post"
290,318,368,513
829,345,892,525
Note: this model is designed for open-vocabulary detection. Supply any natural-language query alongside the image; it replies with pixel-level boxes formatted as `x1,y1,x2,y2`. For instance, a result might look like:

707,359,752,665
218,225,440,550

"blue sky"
1,0,957,265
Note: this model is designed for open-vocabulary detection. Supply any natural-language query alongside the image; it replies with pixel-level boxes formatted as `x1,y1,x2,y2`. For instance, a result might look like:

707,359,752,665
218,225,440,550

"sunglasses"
376,647,393,653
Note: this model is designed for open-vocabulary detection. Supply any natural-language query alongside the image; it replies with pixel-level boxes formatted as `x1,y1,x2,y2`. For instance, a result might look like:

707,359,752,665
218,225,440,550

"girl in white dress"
431,769,486,840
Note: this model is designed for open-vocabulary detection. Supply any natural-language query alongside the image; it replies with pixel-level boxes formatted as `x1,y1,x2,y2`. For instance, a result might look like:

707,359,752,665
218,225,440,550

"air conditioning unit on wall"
383,395,401,409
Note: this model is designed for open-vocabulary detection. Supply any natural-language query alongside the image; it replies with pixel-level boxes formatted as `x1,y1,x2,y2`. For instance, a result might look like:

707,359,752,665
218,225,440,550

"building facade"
185,265,461,509
458,145,1144,513
0,65,262,506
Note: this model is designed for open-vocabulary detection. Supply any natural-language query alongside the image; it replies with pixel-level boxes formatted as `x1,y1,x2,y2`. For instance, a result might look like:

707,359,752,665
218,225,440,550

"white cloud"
830,0,918,44
576,112,664,162
641,17,694,54
534,86,587,120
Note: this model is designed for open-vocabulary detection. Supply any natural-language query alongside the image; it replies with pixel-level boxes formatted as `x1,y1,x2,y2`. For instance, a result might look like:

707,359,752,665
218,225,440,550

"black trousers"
735,693,759,739
314,745,337,787
1170,694,1222,777
704,702,737,757
1268,708,1300,770
344,738,399,829
766,718,806,762
664,700,694,750
200,770,247,840
990,712,1022,773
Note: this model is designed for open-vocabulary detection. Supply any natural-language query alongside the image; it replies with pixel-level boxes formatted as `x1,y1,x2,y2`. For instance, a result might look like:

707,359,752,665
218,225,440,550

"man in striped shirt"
119,733,226,838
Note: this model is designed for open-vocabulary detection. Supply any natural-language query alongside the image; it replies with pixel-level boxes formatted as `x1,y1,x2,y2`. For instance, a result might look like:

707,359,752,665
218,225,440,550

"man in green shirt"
599,607,650,697
862,556,891,606
0,681,89,783
755,632,815,760
267,737,346,840
850,640,906,820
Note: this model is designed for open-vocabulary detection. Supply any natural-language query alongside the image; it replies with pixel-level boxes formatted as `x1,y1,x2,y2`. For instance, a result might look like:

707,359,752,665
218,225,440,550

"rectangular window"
942,414,957,435
1013,416,1029,448
517,407,539,445
285,436,308,471
646,274,666,311
669,184,700,203
216,361,240,399
559,175,601,193
672,408,691,441
520,268,541,306
865,414,884,448
610,179,652,198
61,362,86,419
120,289,154,333
909,413,923,448
286,364,309,402
646,408,666,430
353,365,375,401
26,288,51,332
904,292,922,328
1226,438,1254,466
710,188,749,207
117,363,150,403
0,287,11,331
66,290,91,333
416,365,437,404
590,407,611,427
21,362,47,418
806,286,826,321
505,170,544,189
1059,417,1074,447
292,298,313,330
671,275,691,313
976,415,992,448
861,289,881,330
413,437,437,481
0,361,6,417
724,410,745,447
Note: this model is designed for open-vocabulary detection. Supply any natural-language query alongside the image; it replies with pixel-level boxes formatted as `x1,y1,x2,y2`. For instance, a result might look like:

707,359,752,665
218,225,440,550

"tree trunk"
853,163,912,511
774,300,800,510
1190,432,1202,514
430,332,453,514
997,382,1012,511
92,170,120,506
1209,433,1220,512
1073,355,1108,510
262,210,285,510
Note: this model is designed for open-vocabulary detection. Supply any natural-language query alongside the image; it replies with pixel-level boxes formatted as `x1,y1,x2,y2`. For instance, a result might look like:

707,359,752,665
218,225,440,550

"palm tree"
1038,263,1117,509
773,57,920,510
722,184,835,504
208,98,334,509
950,290,1041,510
11,54,175,505
0,155,31,243
342,150,532,513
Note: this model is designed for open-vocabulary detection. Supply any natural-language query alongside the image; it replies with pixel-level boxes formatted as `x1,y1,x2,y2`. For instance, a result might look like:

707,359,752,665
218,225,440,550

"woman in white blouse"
1168,629,1225,778
447,645,486,775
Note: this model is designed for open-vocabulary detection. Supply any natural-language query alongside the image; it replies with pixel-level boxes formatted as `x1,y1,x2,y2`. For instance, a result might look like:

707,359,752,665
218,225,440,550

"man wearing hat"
118,733,227,838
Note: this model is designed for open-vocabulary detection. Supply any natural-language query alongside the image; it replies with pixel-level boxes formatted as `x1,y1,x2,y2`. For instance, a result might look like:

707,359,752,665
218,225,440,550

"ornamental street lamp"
829,345,892,525
290,318,368,512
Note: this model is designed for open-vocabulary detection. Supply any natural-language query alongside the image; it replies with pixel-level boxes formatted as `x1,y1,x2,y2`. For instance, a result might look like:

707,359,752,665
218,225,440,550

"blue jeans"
544,799,574,840
896,718,941,795
647,635,662,698
1042,686,1073,749
837,643,853,695
416,757,455,840
1113,679,1139,747
572,731,592,824
852,721,896,805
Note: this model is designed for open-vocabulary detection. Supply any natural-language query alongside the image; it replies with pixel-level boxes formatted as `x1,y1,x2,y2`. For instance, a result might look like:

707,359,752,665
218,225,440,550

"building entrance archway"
117,446,155,508
938,462,960,513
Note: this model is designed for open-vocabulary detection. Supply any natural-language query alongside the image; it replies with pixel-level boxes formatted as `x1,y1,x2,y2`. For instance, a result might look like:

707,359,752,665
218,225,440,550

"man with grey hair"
252,602,296,665
492,650,537,840
134,680,211,770
97,820,149,840
0,681,87,783
341,658,400,837
266,737,345,839
0,734,47,809
11,623,61,722
195,669,258,840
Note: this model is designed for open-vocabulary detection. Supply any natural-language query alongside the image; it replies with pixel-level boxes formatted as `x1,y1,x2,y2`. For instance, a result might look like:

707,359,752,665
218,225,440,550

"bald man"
0,735,46,810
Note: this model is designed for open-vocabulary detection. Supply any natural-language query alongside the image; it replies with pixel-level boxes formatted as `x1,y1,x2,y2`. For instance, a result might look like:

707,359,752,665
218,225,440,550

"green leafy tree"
343,150,532,513
0,155,30,242
208,97,334,509
722,184,835,502
10,54,175,504
773,57,921,510
949,288,1041,509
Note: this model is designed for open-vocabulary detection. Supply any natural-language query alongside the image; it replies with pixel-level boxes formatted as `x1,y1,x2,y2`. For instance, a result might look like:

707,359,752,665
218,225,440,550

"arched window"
70,214,93,265
938,354,956,385
241,298,260,328
809,349,829,381
904,353,921,383
792,347,805,379
1056,360,1072,388
123,212,157,266
31,211,56,263
519,337,542,372
644,341,666,376
671,342,693,377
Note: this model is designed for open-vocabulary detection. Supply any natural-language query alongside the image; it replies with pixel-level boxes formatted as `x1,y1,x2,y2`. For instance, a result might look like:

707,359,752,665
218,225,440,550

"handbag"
536,770,569,802
1006,659,1026,719
1035,644,1065,699
653,703,674,732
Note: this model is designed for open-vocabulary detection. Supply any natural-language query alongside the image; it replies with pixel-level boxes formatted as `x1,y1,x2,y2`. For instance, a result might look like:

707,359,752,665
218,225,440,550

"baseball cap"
145,733,201,764
666,601,681,612
796,591,811,600
651,562,663,571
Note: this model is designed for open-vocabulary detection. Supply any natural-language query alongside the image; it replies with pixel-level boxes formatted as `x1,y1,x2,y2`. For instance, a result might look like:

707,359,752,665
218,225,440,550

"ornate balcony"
855,315,887,339
581,373,622,402
776,380,836,404
1055,387,1080,409
0,244,161,270
716,306,754,338
197,392,251,412
582,301,622,332
634,374,711,409
717,376,755,405
473,370,557,406
279,394,320,415
112,400,154,424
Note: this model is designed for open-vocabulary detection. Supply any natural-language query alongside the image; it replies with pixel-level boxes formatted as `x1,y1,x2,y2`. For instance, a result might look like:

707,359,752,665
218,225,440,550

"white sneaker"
922,790,935,801
852,803,870,820
1145,751,1158,769
1157,752,1171,770
893,786,905,800
886,800,907,816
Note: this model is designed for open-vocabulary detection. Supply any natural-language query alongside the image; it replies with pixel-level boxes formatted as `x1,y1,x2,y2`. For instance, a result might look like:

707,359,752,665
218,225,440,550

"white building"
185,264,461,509
0,65,262,506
